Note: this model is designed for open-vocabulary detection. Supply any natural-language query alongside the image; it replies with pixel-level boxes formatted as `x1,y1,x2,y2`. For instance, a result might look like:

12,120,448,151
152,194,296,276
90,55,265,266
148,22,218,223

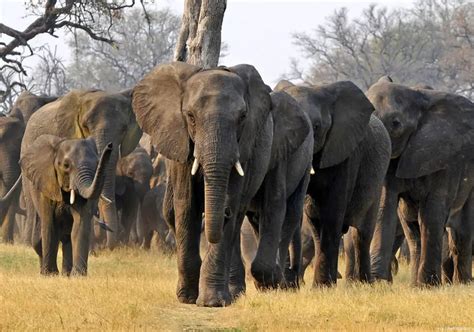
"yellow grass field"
1,244,473,331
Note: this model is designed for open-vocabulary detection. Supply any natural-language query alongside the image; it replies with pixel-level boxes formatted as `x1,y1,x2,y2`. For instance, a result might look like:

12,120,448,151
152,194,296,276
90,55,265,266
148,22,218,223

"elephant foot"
312,271,337,288
71,267,88,276
177,285,198,304
251,262,282,290
282,268,300,289
229,282,246,300
196,287,231,307
40,269,59,276
417,271,441,287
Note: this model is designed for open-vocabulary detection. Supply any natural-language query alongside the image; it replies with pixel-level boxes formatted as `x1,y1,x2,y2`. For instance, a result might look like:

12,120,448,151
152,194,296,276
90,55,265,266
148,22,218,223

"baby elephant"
20,135,112,276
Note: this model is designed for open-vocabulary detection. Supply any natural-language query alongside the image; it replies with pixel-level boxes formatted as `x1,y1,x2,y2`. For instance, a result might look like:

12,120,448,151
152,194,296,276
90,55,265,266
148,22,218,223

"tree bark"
174,0,227,68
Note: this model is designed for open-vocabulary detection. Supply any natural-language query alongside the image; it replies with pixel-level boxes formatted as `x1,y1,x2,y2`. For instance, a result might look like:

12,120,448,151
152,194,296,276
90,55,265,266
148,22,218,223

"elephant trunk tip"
205,228,222,244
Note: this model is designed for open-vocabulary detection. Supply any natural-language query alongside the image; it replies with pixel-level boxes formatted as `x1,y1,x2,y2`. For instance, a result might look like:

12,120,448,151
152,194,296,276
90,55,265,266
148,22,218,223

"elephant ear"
228,64,272,162
20,134,64,201
396,93,474,178
132,62,202,163
274,80,294,92
319,81,373,168
269,91,310,168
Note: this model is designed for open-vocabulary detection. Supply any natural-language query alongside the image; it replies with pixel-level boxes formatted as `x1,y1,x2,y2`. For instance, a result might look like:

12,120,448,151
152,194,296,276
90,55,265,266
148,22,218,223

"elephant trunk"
203,162,231,244
198,122,237,244
75,143,113,200
95,132,120,247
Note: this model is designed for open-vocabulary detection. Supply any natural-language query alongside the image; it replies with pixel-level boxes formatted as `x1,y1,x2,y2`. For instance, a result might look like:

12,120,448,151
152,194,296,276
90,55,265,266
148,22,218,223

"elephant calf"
21,135,112,276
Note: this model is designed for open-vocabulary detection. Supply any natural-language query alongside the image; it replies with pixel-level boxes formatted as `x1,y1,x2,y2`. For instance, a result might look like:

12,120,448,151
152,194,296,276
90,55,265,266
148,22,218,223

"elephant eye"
239,109,247,122
63,160,71,171
187,112,195,126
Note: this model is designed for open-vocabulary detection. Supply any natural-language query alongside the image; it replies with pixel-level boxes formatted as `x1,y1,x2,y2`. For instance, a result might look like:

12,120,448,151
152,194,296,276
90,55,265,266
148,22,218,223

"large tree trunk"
174,0,227,68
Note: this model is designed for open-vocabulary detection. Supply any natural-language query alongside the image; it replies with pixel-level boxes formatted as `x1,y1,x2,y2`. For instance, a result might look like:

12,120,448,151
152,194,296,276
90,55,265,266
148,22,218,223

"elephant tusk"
70,189,75,205
310,167,315,175
96,219,114,232
118,144,122,160
100,194,113,204
191,158,199,175
235,160,244,177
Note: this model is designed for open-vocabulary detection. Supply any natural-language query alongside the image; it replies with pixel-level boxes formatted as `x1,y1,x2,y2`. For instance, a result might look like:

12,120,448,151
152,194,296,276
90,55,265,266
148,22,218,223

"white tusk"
191,158,199,175
235,160,244,177
310,167,315,175
118,144,122,160
70,189,75,205
101,194,113,204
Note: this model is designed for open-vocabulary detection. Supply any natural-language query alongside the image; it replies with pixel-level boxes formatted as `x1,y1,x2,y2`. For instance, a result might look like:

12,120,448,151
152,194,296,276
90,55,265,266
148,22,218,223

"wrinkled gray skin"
20,135,112,275
0,92,57,244
114,147,153,245
20,90,142,249
132,62,312,307
368,77,474,285
140,154,176,251
276,80,391,286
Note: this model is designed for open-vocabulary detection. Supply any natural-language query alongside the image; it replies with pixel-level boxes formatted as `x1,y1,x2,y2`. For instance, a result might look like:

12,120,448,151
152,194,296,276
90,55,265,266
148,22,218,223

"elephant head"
9,91,58,123
116,147,153,201
132,62,273,243
20,135,112,204
48,89,142,246
367,77,474,178
275,80,373,168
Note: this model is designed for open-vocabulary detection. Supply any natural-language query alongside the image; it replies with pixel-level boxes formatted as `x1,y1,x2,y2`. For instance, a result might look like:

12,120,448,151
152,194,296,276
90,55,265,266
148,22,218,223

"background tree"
66,8,179,91
0,0,149,111
291,0,473,98
174,0,227,68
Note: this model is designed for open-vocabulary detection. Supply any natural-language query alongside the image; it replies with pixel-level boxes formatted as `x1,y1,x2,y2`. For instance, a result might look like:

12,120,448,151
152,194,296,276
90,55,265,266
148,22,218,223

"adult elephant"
0,117,25,243
275,80,391,285
0,92,57,244
22,89,142,248
367,77,474,285
20,135,112,275
132,62,312,307
9,91,58,123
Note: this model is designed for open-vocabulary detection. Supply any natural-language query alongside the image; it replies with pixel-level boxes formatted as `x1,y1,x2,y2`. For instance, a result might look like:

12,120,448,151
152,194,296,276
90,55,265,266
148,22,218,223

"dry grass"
0,244,473,331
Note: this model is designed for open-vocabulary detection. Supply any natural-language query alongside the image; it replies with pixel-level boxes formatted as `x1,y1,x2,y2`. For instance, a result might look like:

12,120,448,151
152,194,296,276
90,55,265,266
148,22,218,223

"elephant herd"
0,61,473,307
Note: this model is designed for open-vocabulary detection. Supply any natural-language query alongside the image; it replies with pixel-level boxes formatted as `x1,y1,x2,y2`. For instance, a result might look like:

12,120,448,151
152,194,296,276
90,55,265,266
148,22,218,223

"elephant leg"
344,229,356,281
370,186,400,282
38,200,59,275
347,203,378,283
1,204,16,243
70,208,92,276
312,178,348,286
400,218,421,286
229,223,246,300
61,235,73,276
280,173,310,289
196,218,234,307
197,173,247,307
417,193,446,286
143,230,154,250
289,224,303,286
118,194,139,245
251,169,287,290
299,211,315,282
450,194,473,283
169,164,202,304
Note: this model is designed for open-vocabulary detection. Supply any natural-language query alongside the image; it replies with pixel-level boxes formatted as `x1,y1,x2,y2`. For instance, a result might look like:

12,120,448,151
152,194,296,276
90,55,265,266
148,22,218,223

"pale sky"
0,0,414,85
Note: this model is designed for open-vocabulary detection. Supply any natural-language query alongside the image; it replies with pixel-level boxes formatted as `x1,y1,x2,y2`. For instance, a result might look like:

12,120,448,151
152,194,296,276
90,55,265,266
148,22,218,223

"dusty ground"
0,244,473,331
